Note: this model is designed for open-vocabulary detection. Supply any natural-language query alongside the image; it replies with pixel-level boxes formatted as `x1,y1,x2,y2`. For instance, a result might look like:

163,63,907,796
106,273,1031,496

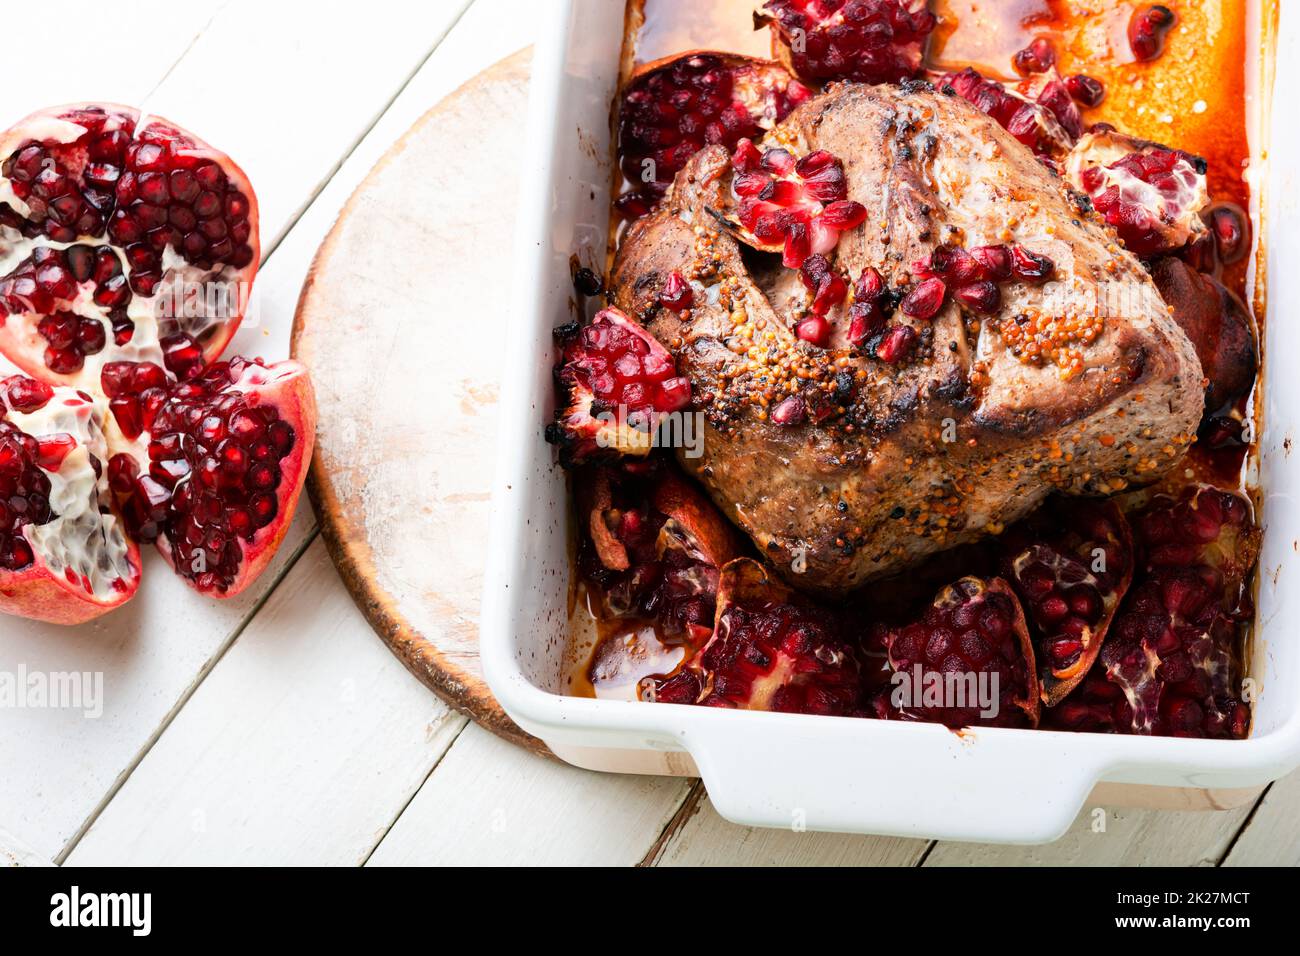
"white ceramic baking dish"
482,0,1300,843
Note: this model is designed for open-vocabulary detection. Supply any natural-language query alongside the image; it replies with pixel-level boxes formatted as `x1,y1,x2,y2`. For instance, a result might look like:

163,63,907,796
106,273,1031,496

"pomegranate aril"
1012,38,1055,75
1066,74,1105,107
659,272,694,312
953,281,1001,315
900,277,945,320
1010,245,1055,283
1128,4,1176,62
795,314,830,347
874,324,916,364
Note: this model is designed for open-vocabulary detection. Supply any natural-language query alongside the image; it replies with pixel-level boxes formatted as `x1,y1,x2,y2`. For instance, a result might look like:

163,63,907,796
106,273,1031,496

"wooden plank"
366,724,694,867
650,792,929,866
923,803,1253,866
0,0,473,862
65,539,466,866
0,0,225,126
0,826,53,867
1220,770,1300,866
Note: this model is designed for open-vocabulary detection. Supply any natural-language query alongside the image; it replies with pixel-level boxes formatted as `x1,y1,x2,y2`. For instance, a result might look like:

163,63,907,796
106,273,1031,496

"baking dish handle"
683,720,1102,844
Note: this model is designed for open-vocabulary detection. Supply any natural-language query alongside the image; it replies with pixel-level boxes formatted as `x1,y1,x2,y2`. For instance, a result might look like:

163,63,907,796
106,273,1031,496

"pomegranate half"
0,103,259,389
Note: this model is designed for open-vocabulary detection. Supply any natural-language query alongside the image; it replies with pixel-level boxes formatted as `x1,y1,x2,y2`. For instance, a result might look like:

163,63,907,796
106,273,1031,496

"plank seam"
54,527,321,864
639,781,705,867
1215,783,1273,865
359,716,473,866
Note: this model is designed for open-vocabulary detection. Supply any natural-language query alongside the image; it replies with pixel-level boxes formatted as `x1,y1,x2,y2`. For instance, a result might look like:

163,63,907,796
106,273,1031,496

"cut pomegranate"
1001,498,1134,706
870,576,1040,728
936,67,1075,157
726,140,866,268
578,465,741,643
650,558,862,715
1150,257,1257,411
1053,486,1259,738
1128,5,1176,62
547,308,691,464
1065,127,1209,258
102,357,315,597
756,0,937,86
0,103,259,389
616,52,812,216
0,376,141,623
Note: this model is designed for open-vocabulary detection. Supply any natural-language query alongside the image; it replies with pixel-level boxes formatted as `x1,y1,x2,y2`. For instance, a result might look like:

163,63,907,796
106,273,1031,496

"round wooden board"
291,48,547,756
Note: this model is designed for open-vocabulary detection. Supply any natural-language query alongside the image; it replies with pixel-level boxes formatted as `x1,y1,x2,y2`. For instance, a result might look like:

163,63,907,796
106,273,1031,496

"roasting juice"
568,0,1272,707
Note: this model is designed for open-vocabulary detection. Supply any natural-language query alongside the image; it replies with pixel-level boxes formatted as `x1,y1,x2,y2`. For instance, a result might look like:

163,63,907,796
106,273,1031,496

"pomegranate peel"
1002,498,1134,706
577,466,740,643
0,376,141,623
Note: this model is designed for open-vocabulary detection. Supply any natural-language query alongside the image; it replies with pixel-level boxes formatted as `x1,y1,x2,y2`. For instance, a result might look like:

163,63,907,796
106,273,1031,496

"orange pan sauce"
568,0,1276,699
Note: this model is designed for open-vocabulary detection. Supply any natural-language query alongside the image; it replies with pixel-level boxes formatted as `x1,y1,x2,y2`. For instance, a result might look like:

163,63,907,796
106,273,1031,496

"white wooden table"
1,0,1297,868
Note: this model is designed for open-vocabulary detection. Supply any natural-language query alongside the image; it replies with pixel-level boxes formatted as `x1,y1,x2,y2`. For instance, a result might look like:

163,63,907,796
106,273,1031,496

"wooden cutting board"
291,48,547,755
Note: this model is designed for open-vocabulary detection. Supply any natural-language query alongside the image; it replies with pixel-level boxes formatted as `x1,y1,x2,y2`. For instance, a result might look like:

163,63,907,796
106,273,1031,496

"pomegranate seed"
659,272,694,312
770,395,806,426
900,277,946,320
953,281,1001,315
1010,245,1055,283
854,266,884,303
847,302,884,347
2,376,54,413
874,325,917,364
1012,38,1056,75
929,245,981,285
799,255,848,314
1209,204,1249,265
969,244,1012,281
796,314,831,347
1128,5,1176,62
1065,74,1105,107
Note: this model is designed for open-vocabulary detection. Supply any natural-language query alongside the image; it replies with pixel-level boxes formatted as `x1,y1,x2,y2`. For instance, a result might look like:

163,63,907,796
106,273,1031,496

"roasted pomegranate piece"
615,52,812,217
1052,486,1259,738
650,558,862,715
726,139,866,268
102,357,316,597
868,576,1039,728
579,465,742,643
1002,498,1134,706
547,308,691,464
1149,257,1257,412
936,67,1075,158
0,376,141,623
0,103,259,389
756,0,937,86
1065,127,1209,258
